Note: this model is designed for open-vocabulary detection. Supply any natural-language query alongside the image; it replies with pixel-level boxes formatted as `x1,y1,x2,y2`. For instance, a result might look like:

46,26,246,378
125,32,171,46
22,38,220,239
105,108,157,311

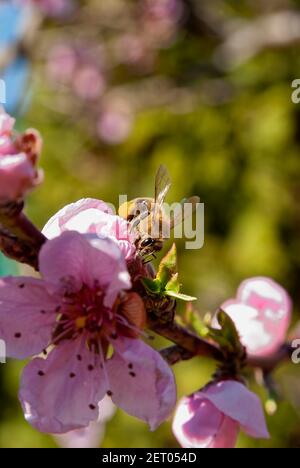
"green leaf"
186,306,210,337
157,244,177,288
165,290,197,301
217,309,241,348
165,273,180,294
142,277,162,295
208,309,244,355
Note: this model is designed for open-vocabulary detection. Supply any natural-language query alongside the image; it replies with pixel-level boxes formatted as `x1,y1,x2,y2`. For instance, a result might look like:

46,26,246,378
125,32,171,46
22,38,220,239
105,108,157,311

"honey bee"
119,165,200,259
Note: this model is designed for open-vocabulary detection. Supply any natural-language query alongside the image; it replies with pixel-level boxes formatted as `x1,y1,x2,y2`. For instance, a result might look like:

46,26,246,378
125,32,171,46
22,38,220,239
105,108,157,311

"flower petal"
221,302,272,355
106,338,177,430
54,421,105,448
42,198,113,239
211,415,239,449
202,381,269,439
221,277,292,357
173,397,222,448
54,395,115,448
0,277,57,359
0,153,37,201
172,395,239,449
43,198,136,261
39,231,131,305
19,338,107,434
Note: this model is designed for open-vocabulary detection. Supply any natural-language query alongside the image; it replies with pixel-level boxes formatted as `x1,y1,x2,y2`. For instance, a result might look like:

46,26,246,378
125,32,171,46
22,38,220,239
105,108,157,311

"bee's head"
140,238,163,256
140,238,154,249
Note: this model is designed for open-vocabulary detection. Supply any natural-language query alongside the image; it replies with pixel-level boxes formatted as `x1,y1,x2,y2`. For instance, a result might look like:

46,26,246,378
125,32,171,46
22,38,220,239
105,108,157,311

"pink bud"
0,111,15,135
0,109,43,203
172,380,269,448
0,110,16,156
220,277,291,357
0,153,39,202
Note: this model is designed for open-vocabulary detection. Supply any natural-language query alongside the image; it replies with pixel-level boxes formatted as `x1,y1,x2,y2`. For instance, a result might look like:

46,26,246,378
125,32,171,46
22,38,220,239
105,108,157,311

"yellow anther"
75,317,87,330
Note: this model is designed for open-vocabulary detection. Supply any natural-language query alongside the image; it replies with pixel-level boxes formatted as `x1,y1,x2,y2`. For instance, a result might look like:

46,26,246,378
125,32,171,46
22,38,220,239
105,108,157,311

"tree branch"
160,341,293,371
0,203,46,269
148,318,224,362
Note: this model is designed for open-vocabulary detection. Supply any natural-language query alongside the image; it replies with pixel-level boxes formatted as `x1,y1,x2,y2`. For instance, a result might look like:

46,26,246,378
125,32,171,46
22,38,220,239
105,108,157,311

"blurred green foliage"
1,0,300,448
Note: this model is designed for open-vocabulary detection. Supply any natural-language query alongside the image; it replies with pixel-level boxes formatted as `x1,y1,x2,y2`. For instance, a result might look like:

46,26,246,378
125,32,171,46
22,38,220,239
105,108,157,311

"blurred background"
1,0,300,448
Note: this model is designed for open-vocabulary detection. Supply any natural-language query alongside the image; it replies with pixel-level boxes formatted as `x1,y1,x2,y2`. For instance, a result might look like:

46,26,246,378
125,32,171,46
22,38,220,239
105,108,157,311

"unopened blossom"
42,198,136,261
173,380,269,449
0,231,176,433
0,109,42,203
219,277,291,357
54,396,115,448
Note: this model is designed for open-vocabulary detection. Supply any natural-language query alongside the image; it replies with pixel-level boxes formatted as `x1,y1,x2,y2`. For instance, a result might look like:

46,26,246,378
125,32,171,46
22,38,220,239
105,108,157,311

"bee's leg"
143,258,152,265
142,253,156,264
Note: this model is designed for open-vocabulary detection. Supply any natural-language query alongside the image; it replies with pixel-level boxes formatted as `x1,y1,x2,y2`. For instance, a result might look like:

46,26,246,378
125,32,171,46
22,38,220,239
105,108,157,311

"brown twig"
0,203,46,269
159,341,293,371
149,318,224,362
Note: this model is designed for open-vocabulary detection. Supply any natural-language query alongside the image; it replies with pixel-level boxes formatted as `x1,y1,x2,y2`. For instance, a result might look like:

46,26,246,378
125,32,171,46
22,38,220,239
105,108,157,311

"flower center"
52,283,146,349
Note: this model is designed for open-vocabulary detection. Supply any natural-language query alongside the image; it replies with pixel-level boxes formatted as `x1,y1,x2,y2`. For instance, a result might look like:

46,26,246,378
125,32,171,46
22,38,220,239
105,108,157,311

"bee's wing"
169,196,200,230
154,165,172,207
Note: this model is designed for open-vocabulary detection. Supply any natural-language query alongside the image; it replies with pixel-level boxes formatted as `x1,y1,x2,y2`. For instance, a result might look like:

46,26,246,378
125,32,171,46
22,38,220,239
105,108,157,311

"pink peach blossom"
0,109,42,202
43,198,136,261
173,380,269,448
0,231,176,433
219,277,291,357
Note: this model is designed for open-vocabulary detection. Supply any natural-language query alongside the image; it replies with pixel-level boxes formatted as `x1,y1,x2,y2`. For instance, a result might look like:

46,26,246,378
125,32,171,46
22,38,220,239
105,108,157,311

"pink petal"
19,338,107,434
54,396,115,448
210,414,239,448
0,153,37,201
172,396,239,448
106,338,176,430
0,110,15,135
221,277,291,357
202,381,269,439
42,198,113,239
42,199,136,261
54,421,105,448
39,231,131,306
0,136,15,155
0,277,58,359
221,302,273,356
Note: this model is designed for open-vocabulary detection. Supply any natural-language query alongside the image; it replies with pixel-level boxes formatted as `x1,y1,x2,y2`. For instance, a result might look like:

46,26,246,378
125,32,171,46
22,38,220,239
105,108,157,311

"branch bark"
0,203,46,269
160,341,293,371
148,318,224,362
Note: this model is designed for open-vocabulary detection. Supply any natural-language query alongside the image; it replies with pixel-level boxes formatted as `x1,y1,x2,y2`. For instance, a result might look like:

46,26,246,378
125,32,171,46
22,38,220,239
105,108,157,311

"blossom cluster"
0,109,297,448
